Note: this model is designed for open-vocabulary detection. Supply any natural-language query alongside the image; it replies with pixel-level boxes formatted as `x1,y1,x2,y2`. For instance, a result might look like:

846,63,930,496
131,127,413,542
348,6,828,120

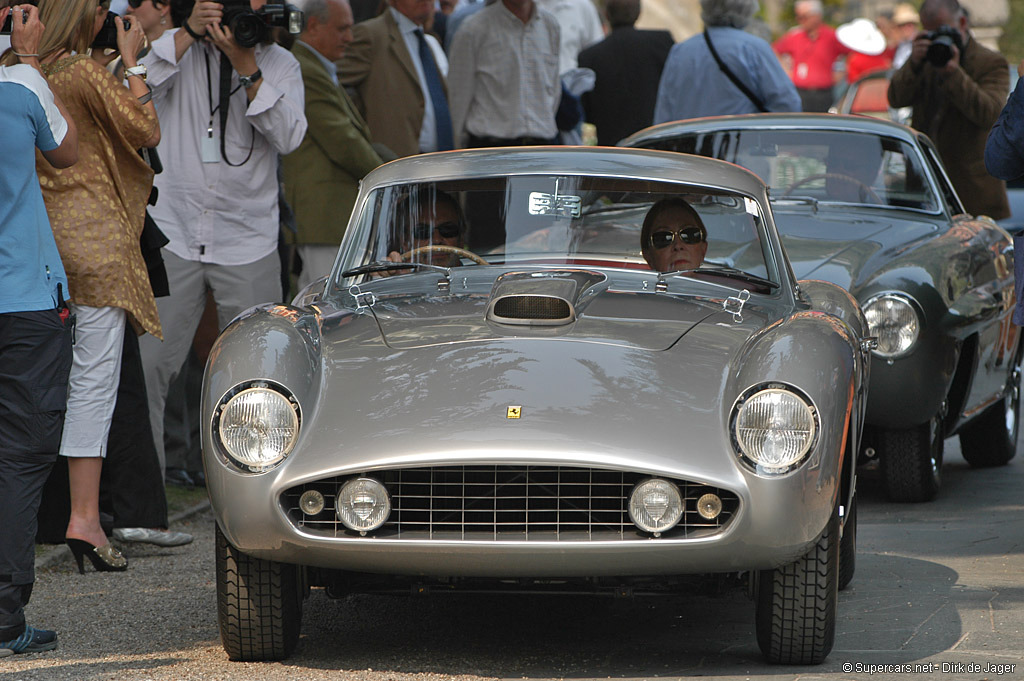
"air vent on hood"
491,295,573,325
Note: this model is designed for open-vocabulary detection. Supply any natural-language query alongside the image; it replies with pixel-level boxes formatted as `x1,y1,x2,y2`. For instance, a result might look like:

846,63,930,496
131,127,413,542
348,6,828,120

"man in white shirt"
338,0,452,157
535,0,602,75
137,0,307,476
448,0,561,148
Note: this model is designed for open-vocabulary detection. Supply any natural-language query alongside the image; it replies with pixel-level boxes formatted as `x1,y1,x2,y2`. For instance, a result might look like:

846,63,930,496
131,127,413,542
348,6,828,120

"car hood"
293,283,774,484
773,208,939,291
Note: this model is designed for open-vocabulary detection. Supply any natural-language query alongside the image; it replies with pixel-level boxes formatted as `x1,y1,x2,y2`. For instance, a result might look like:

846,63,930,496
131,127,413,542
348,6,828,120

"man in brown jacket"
337,0,452,158
284,0,383,289
887,0,1009,220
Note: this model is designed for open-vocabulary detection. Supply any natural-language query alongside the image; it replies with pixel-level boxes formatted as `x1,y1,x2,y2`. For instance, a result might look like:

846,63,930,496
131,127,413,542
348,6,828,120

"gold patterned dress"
36,55,161,339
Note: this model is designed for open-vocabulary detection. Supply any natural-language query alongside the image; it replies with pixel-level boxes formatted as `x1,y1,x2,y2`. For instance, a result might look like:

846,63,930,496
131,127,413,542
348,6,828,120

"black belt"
468,134,552,148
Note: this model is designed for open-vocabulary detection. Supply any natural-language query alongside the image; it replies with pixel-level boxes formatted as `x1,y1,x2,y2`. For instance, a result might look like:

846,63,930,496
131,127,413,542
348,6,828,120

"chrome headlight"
732,384,817,475
337,477,391,534
214,381,300,473
863,293,920,359
628,478,683,536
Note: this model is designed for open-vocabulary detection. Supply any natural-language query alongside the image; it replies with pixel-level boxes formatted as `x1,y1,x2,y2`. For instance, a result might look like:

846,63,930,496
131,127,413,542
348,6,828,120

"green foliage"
1000,0,1024,67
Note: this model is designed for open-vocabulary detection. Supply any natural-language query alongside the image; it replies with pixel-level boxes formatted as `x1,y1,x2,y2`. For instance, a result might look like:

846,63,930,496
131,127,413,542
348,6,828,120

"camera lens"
926,36,954,66
230,13,263,48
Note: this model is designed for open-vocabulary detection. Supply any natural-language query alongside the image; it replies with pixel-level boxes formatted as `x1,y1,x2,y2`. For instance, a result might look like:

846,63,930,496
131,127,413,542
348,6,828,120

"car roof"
620,112,924,147
361,146,769,198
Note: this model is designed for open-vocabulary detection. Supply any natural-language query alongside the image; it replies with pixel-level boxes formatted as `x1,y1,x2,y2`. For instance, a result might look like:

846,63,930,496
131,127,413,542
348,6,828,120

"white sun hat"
836,18,888,56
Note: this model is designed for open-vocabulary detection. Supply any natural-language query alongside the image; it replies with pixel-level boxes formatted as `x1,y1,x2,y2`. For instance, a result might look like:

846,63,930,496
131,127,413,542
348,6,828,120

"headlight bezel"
212,379,302,474
730,382,819,476
862,292,922,360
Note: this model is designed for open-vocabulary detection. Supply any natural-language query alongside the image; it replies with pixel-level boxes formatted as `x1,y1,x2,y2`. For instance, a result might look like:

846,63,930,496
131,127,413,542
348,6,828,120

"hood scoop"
486,270,605,326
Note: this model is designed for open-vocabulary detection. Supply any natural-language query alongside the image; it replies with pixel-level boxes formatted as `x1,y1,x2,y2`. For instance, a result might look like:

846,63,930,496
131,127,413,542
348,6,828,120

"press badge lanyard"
203,49,256,166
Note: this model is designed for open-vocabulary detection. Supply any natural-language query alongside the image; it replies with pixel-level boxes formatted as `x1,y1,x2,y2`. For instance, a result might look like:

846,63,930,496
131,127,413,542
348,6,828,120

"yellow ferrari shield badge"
506,406,522,419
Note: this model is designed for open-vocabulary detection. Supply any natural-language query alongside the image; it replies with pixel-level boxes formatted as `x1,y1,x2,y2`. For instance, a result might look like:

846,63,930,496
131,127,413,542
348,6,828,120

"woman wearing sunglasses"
641,197,709,272
123,0,173,42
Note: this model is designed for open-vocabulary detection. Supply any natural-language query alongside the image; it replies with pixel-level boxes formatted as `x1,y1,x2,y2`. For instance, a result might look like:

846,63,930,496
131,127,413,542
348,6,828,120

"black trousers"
797,86,835,113
0,310,72,641
37,326,168,544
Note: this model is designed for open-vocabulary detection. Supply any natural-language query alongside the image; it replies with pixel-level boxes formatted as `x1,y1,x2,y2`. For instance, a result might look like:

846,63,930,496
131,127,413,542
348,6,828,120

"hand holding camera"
910,25,963,73
2,3,45,67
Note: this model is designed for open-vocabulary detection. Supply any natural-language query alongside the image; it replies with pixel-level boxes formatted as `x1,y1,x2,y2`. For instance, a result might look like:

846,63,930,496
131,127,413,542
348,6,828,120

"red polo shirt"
773,25,851,89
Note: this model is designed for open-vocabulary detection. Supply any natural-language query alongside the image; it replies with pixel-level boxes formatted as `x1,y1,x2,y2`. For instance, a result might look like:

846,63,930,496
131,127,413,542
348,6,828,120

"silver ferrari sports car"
624,114,1020,503
202,147,872,665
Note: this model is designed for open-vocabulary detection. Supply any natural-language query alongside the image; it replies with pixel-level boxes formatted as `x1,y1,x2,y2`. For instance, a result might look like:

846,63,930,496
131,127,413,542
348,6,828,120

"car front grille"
280,466,739,541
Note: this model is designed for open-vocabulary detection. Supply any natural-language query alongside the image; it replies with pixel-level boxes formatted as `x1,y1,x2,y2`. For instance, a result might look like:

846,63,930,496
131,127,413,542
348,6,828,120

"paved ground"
2,437,1023,681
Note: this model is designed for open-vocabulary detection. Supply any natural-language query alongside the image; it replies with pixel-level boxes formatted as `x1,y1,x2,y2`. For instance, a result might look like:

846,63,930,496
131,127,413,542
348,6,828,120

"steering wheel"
782,173,882,204
401,245,490,266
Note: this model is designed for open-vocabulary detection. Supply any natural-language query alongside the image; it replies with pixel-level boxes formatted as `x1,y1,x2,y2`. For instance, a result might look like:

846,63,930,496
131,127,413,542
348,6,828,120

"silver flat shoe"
112,527,193,547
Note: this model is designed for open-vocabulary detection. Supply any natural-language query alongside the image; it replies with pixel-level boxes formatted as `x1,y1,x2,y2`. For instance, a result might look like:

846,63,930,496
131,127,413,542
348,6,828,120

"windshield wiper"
342,261,452,278
658,265,779,290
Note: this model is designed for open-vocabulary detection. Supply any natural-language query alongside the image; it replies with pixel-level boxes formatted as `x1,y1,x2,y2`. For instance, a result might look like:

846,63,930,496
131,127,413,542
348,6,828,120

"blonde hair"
1,0,109,65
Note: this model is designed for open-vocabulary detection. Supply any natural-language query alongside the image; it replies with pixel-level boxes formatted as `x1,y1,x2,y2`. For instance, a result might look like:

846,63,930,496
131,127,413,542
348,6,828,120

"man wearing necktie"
338,0,453,158
284,0,385,290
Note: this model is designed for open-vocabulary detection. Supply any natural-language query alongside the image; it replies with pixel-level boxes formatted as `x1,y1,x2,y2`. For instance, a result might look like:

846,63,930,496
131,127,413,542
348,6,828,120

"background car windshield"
648,130,939,211
346,176,772,281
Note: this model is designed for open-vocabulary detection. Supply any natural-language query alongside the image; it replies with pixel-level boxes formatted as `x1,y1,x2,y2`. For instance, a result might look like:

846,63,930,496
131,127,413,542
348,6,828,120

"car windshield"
337,176,776,286
646,130,940,211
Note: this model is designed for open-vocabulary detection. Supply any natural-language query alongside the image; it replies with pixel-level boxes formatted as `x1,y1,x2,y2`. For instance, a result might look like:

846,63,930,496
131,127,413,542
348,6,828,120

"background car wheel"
878,415,944,502
755,506,839,665
216,524,302,661
958,367,1020,468
838,493,857,591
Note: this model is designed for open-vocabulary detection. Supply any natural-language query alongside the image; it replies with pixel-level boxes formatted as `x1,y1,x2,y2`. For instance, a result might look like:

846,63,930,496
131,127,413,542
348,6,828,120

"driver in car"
387,188,467,268
824,135,884,202
641,197,709,272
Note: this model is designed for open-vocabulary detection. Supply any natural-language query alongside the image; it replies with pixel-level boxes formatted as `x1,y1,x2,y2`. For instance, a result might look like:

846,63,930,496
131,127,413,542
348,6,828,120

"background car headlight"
863,293,920,359
733,386,817,474
337,478,391,534
216,384,299,472
628,478,683,535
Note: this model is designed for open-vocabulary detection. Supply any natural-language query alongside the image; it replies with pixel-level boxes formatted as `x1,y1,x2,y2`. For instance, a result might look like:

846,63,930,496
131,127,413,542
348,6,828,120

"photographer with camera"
887,0,1009,220
0,0,77,655
136,0,306,480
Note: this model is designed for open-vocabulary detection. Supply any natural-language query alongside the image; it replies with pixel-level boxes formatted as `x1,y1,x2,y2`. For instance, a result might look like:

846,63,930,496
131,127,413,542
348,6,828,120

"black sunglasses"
413,221,460,241
650,226,705,250
126,0,152,8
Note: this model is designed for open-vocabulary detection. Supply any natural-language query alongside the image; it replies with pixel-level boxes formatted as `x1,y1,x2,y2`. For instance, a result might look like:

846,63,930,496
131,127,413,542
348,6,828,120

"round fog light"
337,477,390,534
299,489,325,516
629,478,683,536
696,493,723,520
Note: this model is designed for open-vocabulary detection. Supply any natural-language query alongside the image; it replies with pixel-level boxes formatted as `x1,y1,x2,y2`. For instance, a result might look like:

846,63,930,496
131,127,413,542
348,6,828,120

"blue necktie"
415,29,454,151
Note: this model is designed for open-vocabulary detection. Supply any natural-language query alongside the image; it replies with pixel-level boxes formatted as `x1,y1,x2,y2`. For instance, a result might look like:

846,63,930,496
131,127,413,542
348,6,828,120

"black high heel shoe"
65,538,128,574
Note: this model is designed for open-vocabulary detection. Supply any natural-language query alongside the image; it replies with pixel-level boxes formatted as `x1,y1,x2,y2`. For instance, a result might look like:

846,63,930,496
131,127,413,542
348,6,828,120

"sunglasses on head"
650,226,705,250
412,221,460,241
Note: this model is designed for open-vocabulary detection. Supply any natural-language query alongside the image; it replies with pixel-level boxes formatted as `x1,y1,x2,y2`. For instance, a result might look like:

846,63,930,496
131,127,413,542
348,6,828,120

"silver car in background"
202,148,872,665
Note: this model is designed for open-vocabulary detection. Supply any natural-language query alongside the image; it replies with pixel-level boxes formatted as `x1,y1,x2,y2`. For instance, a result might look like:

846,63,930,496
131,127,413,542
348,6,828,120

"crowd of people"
1,0,1023,657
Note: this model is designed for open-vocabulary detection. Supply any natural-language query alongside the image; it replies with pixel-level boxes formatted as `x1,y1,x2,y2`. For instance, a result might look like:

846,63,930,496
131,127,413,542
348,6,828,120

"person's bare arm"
7,4,78,167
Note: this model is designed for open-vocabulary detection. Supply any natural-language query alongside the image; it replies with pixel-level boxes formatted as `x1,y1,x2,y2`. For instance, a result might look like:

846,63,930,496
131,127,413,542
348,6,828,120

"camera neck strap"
703,30,768,113
204,48,256,167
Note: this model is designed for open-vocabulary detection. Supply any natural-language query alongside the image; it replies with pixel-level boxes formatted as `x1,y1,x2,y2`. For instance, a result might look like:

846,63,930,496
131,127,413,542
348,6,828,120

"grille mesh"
281,466,739,541
492,296,572,321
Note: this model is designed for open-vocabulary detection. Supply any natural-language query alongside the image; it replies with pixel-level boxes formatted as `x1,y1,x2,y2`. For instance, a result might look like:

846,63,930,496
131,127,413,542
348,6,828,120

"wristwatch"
238,68,262,89
125,64,147,81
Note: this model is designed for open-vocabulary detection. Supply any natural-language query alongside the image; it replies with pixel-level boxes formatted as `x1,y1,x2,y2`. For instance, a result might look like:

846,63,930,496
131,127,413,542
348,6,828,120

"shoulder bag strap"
703,30,768,113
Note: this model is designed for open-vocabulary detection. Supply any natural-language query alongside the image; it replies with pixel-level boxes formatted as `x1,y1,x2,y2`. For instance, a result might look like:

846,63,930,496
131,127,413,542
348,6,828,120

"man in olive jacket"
284,0,384,289
887,0,1009,220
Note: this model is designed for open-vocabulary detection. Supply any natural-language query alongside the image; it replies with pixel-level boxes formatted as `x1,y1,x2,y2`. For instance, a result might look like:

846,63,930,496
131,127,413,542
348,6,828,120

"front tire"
755,507,839,665
878,415,944,502
959,367,1020,467
216,524,302,661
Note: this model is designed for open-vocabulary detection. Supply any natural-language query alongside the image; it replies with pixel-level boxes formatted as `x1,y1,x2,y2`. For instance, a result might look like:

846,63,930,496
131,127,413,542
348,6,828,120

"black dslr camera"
923,24,963,67
218,0,303,48
91,11,131,49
